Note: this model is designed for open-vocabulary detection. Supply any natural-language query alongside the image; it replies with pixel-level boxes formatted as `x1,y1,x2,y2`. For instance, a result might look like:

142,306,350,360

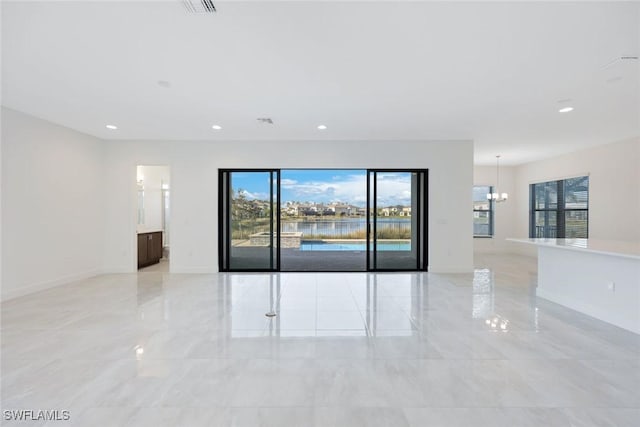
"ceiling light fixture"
211,124,222,130
317,125,327,130
558,107,574,113
487,155,508,203
105,124,118,130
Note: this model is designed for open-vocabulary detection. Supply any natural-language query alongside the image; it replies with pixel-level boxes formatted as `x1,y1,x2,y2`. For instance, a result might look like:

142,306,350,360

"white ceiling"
2,1,639,165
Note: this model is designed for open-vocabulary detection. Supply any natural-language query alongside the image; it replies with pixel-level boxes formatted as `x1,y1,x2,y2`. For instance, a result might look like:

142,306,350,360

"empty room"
1,1,639,426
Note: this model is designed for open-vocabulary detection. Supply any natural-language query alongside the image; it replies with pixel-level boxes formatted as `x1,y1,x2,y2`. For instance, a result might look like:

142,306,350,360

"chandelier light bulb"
487,155,508,203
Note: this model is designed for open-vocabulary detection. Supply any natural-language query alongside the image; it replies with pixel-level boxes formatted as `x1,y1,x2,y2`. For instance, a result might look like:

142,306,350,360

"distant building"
334,205,351,216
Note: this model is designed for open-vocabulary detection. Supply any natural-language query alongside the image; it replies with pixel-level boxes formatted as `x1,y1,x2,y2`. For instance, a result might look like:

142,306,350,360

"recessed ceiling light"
211,124,222,130
105,124,118,130
558,107,574,113
317,125,328,130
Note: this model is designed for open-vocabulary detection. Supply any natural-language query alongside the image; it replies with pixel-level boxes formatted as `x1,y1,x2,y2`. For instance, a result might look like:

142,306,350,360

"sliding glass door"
219,169,427,272
367,170,427,271
219,170,279,271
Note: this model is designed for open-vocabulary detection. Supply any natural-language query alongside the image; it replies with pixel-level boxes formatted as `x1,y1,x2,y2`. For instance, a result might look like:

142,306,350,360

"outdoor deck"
229,247,417,271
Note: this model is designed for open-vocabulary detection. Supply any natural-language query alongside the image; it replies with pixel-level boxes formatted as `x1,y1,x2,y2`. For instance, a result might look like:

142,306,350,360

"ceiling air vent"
183,0,216,13
257,118,274,125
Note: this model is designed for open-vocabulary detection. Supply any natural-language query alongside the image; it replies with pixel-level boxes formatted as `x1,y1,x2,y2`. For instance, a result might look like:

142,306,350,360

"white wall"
0,2,4,300
1,108,105,300
103,140,475,274
510,137,640,256
473,165,517,254
0,109,475,296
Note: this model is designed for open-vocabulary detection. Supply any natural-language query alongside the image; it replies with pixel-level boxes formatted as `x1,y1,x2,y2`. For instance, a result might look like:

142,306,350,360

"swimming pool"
300,241,411,251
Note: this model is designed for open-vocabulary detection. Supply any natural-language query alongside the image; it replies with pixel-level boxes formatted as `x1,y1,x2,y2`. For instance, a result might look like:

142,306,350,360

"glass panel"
534,181,558,210
534,211,557,238
473,211,491,236
229,171,275,270
530,176,589,239
473,185,492,236
565,210,588,238
564,176,589,209
374,171,417,269
279,169,366,271
473,185,491,206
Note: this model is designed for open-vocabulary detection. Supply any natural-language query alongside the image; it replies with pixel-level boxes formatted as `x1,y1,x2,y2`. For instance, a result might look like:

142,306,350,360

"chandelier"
487,155,508,203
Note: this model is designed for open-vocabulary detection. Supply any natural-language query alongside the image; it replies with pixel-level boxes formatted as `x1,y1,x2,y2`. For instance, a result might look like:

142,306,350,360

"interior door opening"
137,165,170,272
219,169,427,272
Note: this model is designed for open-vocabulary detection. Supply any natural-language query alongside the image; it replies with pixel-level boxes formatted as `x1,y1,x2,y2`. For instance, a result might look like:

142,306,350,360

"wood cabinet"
138,231,163,269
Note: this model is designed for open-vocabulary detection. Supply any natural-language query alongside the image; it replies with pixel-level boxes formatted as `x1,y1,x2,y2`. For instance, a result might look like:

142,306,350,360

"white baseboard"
1,269,102,302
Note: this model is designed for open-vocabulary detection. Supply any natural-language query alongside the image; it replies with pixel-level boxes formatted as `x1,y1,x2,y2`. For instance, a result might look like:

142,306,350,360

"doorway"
137,165,170,271
218,169,427,272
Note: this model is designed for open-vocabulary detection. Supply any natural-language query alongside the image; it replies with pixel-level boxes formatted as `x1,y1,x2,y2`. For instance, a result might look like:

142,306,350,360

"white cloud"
239,189,270,201
282,173,413,206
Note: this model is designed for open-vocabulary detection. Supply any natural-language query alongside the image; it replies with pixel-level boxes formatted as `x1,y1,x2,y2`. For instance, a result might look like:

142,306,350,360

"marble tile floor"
1,254,638,426
138,259,170,273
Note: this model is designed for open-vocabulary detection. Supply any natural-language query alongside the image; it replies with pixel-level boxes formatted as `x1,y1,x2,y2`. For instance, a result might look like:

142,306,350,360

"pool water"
300,241,411,251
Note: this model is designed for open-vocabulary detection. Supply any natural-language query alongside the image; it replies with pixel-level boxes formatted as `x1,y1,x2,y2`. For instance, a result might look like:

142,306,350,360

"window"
530,176,589,238
473,185,494,237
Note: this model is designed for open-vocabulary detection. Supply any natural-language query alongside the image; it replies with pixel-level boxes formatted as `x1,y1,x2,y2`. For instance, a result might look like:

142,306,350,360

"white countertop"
507,238,640,260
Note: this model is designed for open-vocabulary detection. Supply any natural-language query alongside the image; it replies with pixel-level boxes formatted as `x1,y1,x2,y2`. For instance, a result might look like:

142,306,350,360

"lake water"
300,241,411,251
281,218,410,236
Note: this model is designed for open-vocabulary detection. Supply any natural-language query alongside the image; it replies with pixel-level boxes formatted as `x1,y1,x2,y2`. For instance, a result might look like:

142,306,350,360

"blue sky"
231,170,412,206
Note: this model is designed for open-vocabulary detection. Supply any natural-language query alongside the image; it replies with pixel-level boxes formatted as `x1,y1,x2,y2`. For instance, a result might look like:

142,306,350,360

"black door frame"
219,168,428,272
218,169,280,272
366,169,428,272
